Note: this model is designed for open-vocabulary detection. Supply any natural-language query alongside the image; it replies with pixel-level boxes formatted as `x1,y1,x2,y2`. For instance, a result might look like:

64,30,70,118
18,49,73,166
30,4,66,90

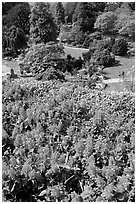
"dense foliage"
2,3,30,35
30,2,58,44
18,43,65,75
2,2,30,57
55,2,65,27
2,77,135,202
35,67,65,82
94,12,117,35
83,38,116,67
2,2,20,15
82,31,102,48
112,38,128,56
2,26,27,57
2,2,135,58
2,2,135,201
93,48,115,67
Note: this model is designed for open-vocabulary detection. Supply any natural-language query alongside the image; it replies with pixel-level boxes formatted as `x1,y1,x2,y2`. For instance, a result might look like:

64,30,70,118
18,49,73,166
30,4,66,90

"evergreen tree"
2,3,30,35
72,2,106,33
2,2,20,15
64,2,78,23
55,2,65,26
30,2,58,44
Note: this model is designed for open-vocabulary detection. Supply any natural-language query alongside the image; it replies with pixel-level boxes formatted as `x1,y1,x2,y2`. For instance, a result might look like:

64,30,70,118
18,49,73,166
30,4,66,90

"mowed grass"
2,59,19,73
64,46,88,59
103,56,135,79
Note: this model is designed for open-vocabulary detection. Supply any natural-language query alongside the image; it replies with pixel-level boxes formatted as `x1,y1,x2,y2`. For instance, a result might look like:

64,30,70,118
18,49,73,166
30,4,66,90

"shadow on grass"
102,71,111,80
110,60,122,67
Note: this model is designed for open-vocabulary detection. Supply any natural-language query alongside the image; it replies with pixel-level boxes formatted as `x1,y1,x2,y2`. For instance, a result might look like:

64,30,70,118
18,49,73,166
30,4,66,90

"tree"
128,2,135,11
64,2,78,23
72,3,95,33
9,26,27,50
104,2,122,12
115,5,135,40
55,2,65,26
30,2,58,44
94,12,117,35
2,25,27,56
2,2,20,15
2,3,30,35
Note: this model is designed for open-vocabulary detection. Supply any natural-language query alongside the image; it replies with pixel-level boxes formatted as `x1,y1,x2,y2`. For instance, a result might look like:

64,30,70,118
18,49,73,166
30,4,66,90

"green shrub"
93,48,115,67
35,67,65,82
112,38,128,56
82,39,116,67
90,39,114,54
19,43,65,75
82,32,102,48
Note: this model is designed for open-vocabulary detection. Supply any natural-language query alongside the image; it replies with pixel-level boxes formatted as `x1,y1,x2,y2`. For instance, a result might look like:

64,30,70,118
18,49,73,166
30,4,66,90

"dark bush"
35,67,65,82
82,50,92,62
83,39,115,67
82,32,102,48
112,38,128,56
93,48,115,67
90,39,113,54
66,55,83,74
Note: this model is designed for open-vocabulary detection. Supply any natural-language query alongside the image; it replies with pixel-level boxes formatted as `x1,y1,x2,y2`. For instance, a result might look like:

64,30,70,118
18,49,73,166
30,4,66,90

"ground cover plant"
2,77,135,202
2,2,135,202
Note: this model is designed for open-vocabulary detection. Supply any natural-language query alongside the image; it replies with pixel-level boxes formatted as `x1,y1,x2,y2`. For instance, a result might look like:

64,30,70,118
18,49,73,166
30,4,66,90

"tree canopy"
94,12,117,35
2,3,30,35
30,2,58,44
55,2,65,26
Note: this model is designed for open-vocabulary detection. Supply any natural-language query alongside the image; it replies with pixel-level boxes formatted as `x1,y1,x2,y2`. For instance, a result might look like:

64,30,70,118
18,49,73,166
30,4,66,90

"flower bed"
2,77,135,202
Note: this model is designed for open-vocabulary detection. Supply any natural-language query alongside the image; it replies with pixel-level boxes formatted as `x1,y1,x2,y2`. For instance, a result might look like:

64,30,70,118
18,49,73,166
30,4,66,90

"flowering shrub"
2,76,135,202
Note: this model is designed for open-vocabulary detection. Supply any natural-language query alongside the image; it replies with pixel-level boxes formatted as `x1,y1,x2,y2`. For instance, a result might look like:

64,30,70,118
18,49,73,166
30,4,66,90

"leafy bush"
93,48,115,67
2,77,135,202
112,38,128,56
35,67,65,82
18,43,65,75
94,11,117,34
82,32,102,48
83,39,115,67
90,38,115,53
66,55,83,74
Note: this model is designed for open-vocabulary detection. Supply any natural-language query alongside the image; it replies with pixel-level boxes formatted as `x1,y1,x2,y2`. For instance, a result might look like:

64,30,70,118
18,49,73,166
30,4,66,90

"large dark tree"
30,2,58,44
2,2,20,15
64,2,78,23
55,2,65,26
72,2,106,33
2,3,30,35
2,25,27,56
104,2,123,12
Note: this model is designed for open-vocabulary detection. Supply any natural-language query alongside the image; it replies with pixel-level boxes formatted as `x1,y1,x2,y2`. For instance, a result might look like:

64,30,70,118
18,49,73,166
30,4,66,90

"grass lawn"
104,80,134,93
64,46,88,59
2,60,19,74
103,56,135,79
